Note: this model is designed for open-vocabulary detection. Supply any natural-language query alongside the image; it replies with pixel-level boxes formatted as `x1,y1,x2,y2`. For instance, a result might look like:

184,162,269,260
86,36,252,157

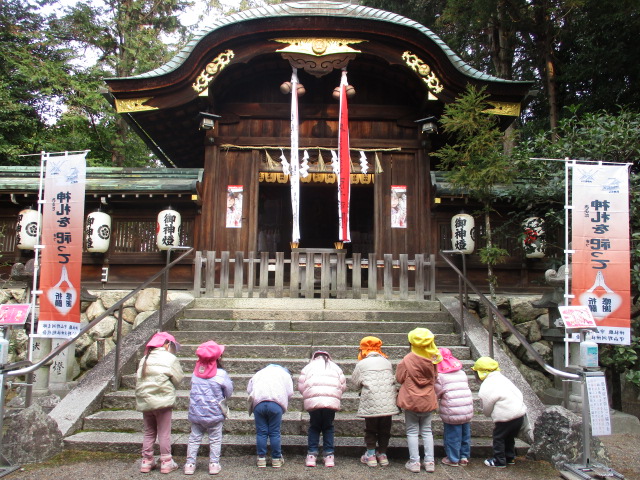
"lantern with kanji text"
451,213,475,254
156,208,181,250
16,209,41,250
85,211,111,253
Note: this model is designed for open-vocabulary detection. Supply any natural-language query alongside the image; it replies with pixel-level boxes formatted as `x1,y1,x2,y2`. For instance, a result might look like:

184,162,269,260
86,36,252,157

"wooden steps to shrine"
63,298,529,458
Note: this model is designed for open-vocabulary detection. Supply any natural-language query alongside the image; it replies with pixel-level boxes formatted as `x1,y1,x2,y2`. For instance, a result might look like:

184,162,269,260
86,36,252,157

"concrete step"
177,317,455,332
103,389,485,413
171,331,461,346
189,298,443,312
174,343,472,360
81,409,497,437
64,431,529,458
180,310,453,323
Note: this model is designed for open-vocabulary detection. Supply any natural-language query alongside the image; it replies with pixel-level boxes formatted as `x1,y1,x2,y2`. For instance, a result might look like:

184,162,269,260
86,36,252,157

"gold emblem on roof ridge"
274,38,364,56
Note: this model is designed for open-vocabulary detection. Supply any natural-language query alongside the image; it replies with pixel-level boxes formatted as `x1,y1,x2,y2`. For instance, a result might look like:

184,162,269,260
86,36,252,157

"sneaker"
323,454,335,467
405,460,421,473
272,456,285,468
441,457,459,467
507,458,516,465
376,453,389,466
484,458,507,468
209,463,222,475
140,457,156,473
160,458,179,474
305,454,317,467
361,453,378,467
256,456,267,468
459,458,469,466
183,463,196,475
423,461,435,473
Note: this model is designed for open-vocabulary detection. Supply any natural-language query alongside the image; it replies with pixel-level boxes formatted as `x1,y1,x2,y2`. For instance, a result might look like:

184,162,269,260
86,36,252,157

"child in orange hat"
135,332,184,474
350,336,400,468
184,340,233,475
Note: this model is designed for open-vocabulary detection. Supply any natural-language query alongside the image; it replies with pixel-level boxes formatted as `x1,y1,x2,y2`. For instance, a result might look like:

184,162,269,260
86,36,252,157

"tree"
49,0,194,166
433,85,514,301
0,0,74,165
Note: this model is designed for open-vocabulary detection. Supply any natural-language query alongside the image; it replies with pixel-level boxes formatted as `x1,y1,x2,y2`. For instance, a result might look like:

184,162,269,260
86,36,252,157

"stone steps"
63,297,528,459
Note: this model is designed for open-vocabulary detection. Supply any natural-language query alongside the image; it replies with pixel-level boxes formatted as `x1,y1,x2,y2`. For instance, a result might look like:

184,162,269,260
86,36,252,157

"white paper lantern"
451,213,475,254
16,209,41,250
157,209,181,250
523,216,545,258
85,211,111,253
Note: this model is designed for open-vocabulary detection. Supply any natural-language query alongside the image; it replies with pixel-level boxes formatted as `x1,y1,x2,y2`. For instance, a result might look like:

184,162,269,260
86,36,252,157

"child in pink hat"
434,347,474,467
135,332,184,474
184,340,233,475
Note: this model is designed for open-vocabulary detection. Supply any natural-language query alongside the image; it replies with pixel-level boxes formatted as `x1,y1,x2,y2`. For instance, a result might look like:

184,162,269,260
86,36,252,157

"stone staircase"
63,298,528,458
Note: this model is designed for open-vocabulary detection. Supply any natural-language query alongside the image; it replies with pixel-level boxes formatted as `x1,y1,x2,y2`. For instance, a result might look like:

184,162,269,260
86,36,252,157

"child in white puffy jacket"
298,351,346,467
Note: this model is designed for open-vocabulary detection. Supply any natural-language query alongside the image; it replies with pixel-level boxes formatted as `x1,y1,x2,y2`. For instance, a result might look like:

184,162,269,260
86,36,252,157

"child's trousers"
308,408,336,455
363,415,392,454
142,407,173,457
186,421,224,464
404,409,435,463
254,401,284,459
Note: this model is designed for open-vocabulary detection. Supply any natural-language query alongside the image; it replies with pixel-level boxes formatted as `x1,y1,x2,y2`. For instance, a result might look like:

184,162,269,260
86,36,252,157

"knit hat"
145,332,180,355
358,336,387,360
471,356,500,380
194,340,225,379
408,327,442,363
436,347,463,374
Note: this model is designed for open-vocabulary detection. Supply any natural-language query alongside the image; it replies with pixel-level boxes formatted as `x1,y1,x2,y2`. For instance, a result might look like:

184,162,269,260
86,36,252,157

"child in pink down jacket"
298,351,347,468
434,347,474,467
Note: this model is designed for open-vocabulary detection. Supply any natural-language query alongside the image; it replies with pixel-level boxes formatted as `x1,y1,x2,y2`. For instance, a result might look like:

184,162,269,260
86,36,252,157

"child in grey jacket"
184,341,233,475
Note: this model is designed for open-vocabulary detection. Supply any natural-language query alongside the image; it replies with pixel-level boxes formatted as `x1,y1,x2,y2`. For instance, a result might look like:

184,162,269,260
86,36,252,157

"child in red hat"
135,332,184,474
184,340,233,475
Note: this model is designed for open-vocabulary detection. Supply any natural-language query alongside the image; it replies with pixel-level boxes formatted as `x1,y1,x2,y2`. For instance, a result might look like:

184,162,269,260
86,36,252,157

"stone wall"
4,288,194,380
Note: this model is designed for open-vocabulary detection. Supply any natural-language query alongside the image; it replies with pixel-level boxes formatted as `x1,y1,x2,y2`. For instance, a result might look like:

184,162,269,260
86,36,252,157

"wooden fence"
193,250,436,300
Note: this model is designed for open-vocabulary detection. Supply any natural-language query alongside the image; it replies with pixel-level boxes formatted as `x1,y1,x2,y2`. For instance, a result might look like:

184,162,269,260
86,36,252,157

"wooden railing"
193,250,436,300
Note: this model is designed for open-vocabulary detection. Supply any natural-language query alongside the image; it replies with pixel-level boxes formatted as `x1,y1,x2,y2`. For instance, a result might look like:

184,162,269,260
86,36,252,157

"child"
434,347,474,467
350,336,399,468
472,356,527,468
298,350,347,467
135,331,184,474
247,364,294,468
396,327,442,474
184,340,233,475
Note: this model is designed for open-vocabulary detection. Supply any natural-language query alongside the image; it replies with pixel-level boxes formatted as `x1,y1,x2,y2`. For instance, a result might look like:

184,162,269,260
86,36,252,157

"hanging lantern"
16,209,41,250
451,213,475,254
156,209,181,250
85,211,111,253
523,216,545,258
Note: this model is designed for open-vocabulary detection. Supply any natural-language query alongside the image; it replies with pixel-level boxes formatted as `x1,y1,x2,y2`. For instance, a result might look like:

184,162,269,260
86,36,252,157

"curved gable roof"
112,1,527,86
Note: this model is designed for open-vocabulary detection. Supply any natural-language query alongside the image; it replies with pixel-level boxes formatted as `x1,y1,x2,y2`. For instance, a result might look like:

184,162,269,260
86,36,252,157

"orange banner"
571,163,630,345
38,153,87,338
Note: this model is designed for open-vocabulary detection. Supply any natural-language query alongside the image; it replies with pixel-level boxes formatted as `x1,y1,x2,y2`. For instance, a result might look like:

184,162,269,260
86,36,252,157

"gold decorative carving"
402,51,444,95
274,38,364,56
281,53,356,78
483,101,521,116
115,98,157,113
192,49,235,94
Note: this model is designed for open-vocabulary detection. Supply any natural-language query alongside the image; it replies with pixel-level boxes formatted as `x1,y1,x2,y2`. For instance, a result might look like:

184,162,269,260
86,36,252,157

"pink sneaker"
305,454,317,467
160,457,178,474
183,463,196,475
209,463,222,474
323,454,335,467
361,453,377,467
140,457,156,473
459,458,469,466
376,453,389,466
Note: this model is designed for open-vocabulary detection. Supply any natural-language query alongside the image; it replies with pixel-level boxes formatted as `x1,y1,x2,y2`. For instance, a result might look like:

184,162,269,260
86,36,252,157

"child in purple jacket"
434,347,474,467
184,341,233,475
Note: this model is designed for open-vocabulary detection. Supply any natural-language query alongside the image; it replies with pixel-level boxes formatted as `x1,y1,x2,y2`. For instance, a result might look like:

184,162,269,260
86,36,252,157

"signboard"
571,164,630,344
226,185,243,228
585,374,612,436
37,152,87,338
558,305,597,330
0,304,31,326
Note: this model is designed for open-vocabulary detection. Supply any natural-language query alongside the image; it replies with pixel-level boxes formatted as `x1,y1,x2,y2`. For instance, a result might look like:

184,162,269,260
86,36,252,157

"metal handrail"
439,250,579,381
1,247,194,382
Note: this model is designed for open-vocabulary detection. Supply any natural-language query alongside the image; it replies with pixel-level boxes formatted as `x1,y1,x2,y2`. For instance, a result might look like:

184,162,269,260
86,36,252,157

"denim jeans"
443,422,471,463
307,408,336,455
253,401,284,459
404,409,435,463
186,421,224,464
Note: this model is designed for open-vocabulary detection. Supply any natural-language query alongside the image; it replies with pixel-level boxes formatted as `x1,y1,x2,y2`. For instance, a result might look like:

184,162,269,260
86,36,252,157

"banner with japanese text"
571,163,630,345
38,152,87,338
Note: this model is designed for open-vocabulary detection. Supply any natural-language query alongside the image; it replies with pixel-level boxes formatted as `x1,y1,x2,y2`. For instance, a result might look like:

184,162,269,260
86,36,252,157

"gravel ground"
4,433,639,480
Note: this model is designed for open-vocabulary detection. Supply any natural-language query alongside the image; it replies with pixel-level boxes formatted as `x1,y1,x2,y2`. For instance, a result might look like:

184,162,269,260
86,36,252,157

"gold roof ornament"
274,38,364,56
402,51,444,95
192,49,235,95
115,98,158,113
483,101,522,116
